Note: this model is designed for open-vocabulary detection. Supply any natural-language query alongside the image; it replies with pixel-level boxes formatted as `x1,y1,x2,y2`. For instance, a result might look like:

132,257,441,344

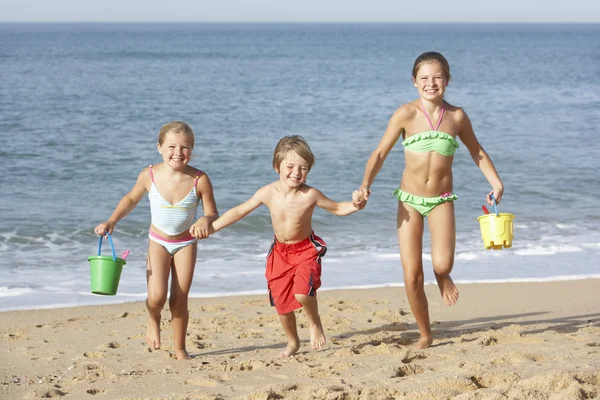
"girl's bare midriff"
400,149,454,197
149,224,196,240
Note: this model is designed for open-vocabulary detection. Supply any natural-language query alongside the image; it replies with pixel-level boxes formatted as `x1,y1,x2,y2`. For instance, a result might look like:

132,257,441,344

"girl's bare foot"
435,273,459,306
309,319,326,350
175,349,192,360
280,338,300,358
414,336,434,349
145,316,161,350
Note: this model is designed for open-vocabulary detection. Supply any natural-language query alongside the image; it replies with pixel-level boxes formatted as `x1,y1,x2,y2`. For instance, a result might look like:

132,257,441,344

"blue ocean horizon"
1,22,599,311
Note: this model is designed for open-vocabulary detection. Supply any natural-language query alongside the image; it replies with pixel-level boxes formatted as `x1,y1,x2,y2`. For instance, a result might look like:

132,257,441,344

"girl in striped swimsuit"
94,121,219,360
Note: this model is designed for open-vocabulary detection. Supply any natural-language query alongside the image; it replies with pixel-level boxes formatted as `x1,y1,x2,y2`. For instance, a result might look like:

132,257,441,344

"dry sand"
1,279,599,399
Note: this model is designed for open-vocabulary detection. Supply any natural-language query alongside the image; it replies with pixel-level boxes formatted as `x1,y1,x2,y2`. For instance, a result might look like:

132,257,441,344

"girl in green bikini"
356,51,504,349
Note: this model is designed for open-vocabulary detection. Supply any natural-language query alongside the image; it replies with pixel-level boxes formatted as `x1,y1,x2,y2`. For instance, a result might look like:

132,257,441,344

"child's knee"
147,293,167,310
433,259,454,276
403,268,424,288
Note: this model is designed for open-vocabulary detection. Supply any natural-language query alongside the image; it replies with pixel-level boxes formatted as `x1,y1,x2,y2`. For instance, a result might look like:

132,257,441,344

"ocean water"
1,23,599,311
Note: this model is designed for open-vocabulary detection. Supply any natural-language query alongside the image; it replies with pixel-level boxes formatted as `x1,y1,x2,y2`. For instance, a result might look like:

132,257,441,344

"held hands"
189,217,214,239
352,190,367,210
352,185,371,210
94,220,116,236
487,186,504,205
358,186,371,202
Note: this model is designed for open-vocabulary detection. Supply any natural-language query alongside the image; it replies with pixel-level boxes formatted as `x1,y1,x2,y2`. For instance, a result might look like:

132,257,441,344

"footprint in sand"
192,340,212,349
244,384,299,400
199,305,226,312
207,373,231,381
24,388,67,398
83,351,106,358
400,350,427,364
389,363,425,378
86,388,105,395
469,371,520,389
312,386,359,399
305,367,339,379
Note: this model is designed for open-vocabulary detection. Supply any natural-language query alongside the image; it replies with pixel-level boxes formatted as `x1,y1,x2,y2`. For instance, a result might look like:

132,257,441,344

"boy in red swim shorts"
266,231,327,315
191,135,365,357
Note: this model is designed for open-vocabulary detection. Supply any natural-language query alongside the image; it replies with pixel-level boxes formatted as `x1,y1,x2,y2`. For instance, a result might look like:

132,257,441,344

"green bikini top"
403,131,459,156
402,102,459,156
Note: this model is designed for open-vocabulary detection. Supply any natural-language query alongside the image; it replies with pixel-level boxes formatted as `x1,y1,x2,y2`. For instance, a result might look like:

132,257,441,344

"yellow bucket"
478,195,514,250
477,213,514,250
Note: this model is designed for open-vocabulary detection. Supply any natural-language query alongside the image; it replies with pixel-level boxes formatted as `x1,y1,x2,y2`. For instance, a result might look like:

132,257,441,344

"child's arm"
190,185,268,238
457,110,504,204
94,168,150,235
314,189,361,216
359,106,407,200
189,172,219,238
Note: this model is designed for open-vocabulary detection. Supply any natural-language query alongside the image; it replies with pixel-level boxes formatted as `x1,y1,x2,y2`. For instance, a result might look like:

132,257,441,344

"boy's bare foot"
435,273,459,306
309,319,326,350
415,336,434,349
145,316,161,350
175,349,192,360
280,339,300,358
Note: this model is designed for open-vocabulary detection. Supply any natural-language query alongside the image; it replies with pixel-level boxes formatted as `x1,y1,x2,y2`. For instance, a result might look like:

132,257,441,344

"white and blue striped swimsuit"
148,165,201,236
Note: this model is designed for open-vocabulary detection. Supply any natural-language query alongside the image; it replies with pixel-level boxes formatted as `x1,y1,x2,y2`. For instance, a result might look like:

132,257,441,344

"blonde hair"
272,135,315,171
412,51,452,82
158,121,195,148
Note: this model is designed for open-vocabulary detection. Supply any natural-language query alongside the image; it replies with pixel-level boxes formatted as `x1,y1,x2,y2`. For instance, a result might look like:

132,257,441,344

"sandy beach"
1,279,599,399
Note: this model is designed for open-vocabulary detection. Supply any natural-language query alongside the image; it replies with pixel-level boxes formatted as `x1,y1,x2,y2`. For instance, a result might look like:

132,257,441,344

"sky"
0,0,599,23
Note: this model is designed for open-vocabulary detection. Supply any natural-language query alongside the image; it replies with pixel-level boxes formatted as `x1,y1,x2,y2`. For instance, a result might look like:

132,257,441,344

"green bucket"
88,232,127,295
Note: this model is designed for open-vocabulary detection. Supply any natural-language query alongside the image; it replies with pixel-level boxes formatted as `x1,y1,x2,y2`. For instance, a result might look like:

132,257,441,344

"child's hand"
352,190,367,210
189,217,213,239
487,186,504,205
94,221,115,236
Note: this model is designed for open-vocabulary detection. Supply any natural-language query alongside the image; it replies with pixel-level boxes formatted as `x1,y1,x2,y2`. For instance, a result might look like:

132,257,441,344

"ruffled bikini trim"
392,188,458,204
402,131,459,148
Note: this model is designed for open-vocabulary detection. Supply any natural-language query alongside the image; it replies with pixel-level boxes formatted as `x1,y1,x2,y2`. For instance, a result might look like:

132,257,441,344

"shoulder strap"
148,165,154,183
420,99,445,131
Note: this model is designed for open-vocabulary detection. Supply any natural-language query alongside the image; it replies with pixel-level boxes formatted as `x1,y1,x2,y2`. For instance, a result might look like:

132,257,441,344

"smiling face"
413,60,448,101
158,132,194,171
276,150,310,188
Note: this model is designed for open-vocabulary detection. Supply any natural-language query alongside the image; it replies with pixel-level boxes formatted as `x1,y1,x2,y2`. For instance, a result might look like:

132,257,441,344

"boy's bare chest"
268,197,313,221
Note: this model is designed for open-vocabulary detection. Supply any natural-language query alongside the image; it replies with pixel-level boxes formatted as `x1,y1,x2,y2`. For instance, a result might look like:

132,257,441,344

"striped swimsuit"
147,165,201,254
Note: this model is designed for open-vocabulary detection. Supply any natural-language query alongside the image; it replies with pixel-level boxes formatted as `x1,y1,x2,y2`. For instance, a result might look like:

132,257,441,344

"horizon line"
1,21,599,24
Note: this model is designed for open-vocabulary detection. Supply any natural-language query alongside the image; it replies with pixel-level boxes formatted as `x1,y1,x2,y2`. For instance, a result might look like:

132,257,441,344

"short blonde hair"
272,135,315,171
158,121,195,148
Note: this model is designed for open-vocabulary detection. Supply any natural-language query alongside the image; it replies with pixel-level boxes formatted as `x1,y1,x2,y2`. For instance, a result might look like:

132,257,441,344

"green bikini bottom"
392,188,458,217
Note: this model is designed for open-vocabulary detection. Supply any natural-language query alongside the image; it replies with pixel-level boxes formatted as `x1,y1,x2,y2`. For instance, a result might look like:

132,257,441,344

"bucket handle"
489,194,499,217
98,232,117,261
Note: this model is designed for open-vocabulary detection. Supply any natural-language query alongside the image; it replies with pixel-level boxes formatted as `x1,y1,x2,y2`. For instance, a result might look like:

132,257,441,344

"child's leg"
397,201,432,349
278,311,300,357
169,243,197,360
294,294,326,350
428,201,458,306
146,240,172,350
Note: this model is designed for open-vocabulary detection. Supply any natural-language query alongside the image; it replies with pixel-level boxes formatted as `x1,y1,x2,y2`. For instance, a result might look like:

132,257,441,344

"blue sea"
1,23,599,312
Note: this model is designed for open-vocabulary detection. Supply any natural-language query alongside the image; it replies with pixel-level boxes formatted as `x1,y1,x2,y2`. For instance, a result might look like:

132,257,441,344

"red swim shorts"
265,232,327,314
